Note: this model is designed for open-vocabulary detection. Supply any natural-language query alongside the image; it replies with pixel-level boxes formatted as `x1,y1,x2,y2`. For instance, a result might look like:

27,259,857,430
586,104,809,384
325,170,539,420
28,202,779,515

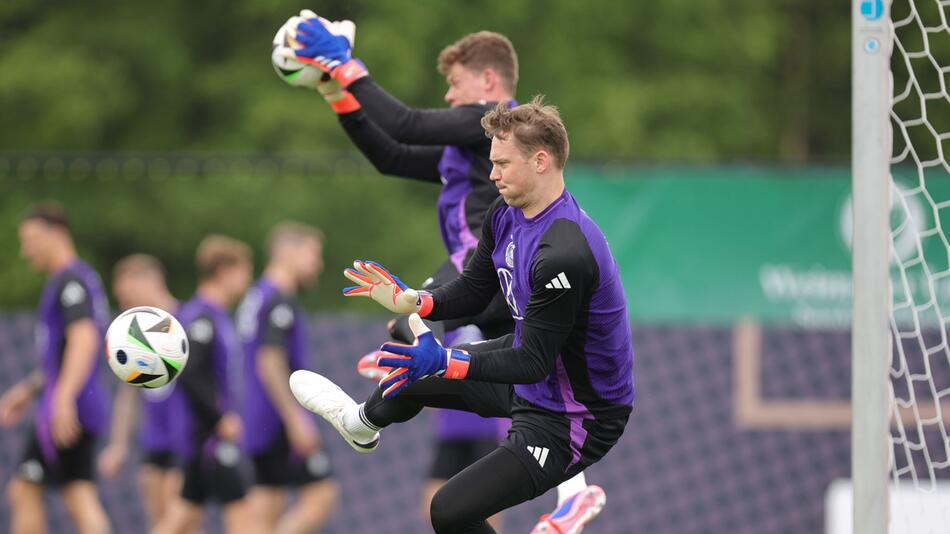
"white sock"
556,472,588,506
341,402,380,444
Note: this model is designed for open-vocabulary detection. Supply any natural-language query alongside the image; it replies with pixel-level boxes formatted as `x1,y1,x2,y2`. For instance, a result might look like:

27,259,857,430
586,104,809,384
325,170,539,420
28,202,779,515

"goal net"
886,0,950,530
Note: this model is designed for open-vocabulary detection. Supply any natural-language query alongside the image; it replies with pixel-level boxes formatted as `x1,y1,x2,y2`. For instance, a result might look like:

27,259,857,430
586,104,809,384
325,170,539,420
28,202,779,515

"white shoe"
530,485,607,534
289,370,379,453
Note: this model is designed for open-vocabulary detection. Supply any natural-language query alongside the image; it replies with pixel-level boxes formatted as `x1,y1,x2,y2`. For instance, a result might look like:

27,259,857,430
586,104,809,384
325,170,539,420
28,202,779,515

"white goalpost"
852,0,950,533
852,0,893,532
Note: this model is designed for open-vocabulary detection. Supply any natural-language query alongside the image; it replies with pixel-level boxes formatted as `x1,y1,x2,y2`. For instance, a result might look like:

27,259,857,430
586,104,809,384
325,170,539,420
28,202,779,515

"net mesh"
888,0,950,528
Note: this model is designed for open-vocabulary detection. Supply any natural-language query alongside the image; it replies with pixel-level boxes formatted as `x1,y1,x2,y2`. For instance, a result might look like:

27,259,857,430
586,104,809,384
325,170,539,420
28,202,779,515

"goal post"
853,0,950,532
851,0,893,533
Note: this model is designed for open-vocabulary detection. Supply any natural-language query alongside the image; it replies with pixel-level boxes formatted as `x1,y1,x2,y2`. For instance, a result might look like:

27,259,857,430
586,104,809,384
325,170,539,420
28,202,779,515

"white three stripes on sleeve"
544,272,572,290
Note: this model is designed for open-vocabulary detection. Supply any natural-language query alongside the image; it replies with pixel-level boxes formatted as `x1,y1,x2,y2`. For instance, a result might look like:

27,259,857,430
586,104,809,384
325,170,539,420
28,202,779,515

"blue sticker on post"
860,0,884,21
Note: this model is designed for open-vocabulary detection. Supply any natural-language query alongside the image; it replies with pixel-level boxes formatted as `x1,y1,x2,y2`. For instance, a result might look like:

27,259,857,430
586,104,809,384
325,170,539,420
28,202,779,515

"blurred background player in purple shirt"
0,202,111,534
97,254,182,529
237,222,339,533
153,236,253,534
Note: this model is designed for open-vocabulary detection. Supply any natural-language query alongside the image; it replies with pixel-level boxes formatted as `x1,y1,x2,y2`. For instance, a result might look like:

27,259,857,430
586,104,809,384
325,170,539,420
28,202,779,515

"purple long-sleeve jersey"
428,191,635,462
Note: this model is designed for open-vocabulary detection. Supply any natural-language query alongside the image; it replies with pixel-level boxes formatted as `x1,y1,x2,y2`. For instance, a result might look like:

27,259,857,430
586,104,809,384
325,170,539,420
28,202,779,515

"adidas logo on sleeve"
544,272,571,290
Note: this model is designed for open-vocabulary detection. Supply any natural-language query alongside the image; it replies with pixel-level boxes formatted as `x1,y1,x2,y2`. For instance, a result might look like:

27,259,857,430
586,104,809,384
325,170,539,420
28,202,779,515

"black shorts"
429,438,498,480
180,441,248,505
366,335,629,498
429,382,626,496
501,400,628,497
252,433,333,488
17,426,96,486
142,450,177,470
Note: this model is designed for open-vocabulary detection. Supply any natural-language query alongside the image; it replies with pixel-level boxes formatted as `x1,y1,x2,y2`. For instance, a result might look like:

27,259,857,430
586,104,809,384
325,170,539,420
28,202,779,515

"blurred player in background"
274,13,603,531
97,254,181,529
0,202,111,534
292,99,632,534
152,236,253,534
236,222,338,533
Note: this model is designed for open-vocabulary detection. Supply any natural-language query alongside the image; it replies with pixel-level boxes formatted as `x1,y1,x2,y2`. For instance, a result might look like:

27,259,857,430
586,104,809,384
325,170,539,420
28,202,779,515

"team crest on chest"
505,236,515,268
497,267,523,321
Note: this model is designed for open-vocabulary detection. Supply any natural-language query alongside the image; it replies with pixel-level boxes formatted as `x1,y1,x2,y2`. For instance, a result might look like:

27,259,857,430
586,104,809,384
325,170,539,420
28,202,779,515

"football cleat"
289,370,379,453
357,350,392,381
530,485,606,534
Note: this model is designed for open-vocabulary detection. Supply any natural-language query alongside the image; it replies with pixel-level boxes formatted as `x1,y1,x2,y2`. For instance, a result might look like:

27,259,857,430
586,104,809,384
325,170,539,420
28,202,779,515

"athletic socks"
556,472,589,506
343,402,382,446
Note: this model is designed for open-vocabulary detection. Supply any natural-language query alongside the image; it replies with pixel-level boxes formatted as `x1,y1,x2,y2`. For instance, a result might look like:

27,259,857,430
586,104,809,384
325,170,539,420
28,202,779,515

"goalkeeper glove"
273,10,355,86
271,12,362,112
342,260,434,316
376,314,471,398
315,76,361,114
294,15,368,88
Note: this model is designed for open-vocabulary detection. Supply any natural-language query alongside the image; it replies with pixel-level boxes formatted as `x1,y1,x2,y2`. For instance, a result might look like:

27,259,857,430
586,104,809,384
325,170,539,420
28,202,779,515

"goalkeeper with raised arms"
290,97,634,534
273,11,609,533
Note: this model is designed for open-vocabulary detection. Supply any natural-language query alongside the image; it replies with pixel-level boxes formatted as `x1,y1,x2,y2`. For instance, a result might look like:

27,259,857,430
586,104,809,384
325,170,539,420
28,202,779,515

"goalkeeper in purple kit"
290,98,634,534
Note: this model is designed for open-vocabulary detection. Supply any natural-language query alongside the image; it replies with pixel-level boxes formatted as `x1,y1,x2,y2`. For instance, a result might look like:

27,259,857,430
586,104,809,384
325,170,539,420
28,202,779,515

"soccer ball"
271,15,324,86
271,14,355,86
105,306,188,388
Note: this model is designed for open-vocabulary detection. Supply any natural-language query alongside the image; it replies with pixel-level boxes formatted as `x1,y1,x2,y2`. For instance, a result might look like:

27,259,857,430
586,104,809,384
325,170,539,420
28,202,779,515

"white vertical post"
852,1,893,533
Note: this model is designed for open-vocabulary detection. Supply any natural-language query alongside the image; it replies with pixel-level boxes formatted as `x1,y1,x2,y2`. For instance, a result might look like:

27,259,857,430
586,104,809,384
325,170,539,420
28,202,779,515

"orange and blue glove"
376,314,471,398
294,15,368,88
342,260,433,316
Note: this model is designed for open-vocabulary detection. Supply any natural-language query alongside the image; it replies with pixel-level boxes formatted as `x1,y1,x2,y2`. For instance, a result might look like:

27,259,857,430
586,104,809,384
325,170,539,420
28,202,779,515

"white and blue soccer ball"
271,20,326,87
105,306,188,388
271,12,356,87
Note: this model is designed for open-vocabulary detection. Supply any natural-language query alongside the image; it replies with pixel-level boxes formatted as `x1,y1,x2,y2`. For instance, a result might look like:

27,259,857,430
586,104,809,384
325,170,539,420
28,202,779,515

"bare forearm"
258,348,302,422
24,369,44,393
108,387,138,446
57,320,99,399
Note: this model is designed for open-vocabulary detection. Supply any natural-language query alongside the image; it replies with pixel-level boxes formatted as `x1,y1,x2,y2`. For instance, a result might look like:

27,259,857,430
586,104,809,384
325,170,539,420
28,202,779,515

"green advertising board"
568,166,950,326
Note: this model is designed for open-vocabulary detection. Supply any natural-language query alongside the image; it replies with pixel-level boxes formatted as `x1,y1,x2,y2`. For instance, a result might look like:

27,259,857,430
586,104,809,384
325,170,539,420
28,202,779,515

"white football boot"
289,370,379,453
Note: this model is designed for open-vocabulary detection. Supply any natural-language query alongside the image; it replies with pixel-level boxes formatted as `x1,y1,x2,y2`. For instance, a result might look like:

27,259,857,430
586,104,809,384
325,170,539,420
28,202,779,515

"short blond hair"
266,222,324,259
113,253,165,283
437,31,519,94
195,235,252,281
481,95,570,169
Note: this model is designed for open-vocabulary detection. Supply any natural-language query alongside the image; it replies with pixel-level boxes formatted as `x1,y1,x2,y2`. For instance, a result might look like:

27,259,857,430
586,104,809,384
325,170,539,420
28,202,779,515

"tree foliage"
0,0,854,308
0,0,850,161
